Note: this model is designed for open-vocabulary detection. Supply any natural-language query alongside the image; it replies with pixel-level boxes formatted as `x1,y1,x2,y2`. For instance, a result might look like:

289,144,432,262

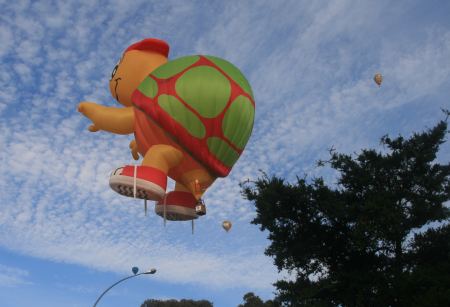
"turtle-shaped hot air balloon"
78,38,255,222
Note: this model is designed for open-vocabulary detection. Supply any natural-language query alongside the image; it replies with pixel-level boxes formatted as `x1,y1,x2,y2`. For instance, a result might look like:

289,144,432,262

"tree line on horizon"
140,292,275,307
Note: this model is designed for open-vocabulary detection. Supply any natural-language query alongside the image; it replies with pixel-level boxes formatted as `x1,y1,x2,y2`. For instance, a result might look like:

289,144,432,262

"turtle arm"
78,102,134,135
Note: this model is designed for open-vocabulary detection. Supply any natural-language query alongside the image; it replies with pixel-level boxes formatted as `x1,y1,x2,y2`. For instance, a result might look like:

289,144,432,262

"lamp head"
145,268,157,274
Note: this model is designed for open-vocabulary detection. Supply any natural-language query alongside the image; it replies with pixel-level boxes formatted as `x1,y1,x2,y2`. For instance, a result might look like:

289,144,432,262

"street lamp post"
92,268,157,307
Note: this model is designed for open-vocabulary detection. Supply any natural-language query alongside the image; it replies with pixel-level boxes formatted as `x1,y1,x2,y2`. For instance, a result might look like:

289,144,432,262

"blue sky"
1,0,450,306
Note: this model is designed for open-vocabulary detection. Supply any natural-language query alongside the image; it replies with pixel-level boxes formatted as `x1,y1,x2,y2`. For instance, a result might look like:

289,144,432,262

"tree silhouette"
242,116,450,306
238,292,278,306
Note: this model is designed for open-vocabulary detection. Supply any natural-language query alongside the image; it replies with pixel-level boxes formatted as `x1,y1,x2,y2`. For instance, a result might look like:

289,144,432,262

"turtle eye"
111,64,119,80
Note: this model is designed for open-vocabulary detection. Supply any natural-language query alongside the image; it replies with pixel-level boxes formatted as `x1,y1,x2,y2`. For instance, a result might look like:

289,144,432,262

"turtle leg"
174,181,191,193
137,144,184,198
180,168,216,200
109,144,182,201
142,144,183,173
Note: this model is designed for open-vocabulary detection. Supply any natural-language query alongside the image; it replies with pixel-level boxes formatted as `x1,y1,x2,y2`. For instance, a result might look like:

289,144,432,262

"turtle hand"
78,102,101,132
78,102,96,117
88,124,100,132
129,139,139,160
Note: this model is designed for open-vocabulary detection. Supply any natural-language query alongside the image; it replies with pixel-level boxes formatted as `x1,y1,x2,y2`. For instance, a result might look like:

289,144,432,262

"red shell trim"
124,38,170,58
132,56,254,178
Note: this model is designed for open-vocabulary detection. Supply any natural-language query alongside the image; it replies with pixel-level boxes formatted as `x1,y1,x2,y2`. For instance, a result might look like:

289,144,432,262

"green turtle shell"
132,55,255,177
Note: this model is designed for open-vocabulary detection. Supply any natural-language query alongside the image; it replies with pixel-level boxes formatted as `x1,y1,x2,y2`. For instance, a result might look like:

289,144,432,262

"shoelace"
163,194,167,227
132,165,149,217
133,165,137,199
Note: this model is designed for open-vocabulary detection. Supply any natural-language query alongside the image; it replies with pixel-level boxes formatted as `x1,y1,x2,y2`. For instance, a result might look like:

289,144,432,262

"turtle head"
109,38,169,106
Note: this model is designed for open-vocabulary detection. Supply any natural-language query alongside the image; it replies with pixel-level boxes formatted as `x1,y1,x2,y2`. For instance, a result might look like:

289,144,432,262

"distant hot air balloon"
222,220,232,232
374,73,383,87
132,266,139,275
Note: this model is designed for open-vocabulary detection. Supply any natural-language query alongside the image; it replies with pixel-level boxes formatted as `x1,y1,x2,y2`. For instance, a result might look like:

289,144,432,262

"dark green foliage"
241,119,450,307
238,292,279,307
141,298,213,307
401,225,450,306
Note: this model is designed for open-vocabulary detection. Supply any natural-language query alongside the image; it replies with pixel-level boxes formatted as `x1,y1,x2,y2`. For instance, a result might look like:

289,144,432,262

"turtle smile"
114,77,122,102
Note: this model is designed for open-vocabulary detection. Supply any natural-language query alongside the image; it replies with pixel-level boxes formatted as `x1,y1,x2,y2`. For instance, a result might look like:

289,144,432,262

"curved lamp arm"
93,269,156,307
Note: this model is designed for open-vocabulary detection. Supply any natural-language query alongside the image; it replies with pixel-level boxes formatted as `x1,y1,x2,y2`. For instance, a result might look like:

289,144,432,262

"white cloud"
0,264,31,287
14,62,32,81
0,27,13,58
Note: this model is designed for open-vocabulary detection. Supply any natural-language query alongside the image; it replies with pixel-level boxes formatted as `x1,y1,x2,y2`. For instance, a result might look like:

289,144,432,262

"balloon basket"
195,199,206,216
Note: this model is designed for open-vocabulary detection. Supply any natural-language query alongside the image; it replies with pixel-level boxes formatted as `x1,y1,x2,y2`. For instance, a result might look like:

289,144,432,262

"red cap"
124,38,170,58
